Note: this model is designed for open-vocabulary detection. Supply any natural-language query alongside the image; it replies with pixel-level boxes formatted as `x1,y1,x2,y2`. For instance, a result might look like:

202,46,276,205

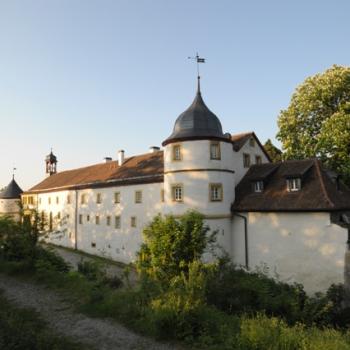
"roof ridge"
314,159,335,208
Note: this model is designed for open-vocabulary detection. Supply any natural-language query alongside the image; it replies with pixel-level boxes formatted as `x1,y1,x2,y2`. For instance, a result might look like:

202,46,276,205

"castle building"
0,176,23,221
22,80,350,293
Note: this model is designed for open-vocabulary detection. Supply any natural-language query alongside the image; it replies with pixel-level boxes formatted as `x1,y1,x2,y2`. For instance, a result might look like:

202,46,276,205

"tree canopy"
277,65,350,183
264,139,283,163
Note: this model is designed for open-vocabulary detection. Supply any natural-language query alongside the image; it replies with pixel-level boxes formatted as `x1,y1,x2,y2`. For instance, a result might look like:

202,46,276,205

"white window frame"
114,192,121,204
135,190,142,204
210,142,221,160
173,145,182,161
254,181,264,193
172,184,183,202
210,183,223,202
287,178,301,192
115,216,121,229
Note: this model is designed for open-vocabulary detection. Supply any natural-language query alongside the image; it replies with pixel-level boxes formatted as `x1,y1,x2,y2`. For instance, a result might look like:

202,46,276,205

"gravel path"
0,274,181,350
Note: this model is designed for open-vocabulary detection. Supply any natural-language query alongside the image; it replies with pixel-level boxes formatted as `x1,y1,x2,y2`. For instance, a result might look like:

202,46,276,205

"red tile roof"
25,151,164,193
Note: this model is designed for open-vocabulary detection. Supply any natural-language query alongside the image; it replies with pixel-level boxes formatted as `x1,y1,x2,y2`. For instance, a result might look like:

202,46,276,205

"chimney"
149,146,160,153
104,157,112,163
118,150,125,165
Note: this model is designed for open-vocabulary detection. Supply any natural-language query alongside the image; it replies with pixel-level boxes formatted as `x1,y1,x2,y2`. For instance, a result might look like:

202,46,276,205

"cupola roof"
46,150,57,163
162,78,227,146
0,178,23,199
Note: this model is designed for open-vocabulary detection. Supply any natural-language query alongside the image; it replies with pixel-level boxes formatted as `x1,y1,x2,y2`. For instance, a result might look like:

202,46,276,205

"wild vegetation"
1,212,350,349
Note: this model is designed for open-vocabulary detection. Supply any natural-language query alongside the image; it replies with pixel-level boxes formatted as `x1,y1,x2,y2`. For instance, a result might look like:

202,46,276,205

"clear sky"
1,0,349,190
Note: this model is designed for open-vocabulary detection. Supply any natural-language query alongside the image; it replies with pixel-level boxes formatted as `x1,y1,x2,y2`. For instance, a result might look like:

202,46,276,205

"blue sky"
1,0,349,189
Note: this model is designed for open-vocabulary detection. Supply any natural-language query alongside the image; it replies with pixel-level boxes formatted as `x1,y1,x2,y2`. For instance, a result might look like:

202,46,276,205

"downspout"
233,212,249,269
74,189,78,250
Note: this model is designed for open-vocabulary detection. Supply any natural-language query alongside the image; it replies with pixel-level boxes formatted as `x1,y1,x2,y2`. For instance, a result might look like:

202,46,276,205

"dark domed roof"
162,81,226,146
0,179,23,199
46,151,57,163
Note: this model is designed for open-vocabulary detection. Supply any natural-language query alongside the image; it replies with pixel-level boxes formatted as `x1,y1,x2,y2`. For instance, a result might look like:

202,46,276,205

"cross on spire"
188,53,206,92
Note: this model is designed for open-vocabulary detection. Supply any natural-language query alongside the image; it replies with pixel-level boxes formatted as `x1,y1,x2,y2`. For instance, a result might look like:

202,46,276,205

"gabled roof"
231,132,272,162
25,151,164,194
232,159,350,212
0,179,23,199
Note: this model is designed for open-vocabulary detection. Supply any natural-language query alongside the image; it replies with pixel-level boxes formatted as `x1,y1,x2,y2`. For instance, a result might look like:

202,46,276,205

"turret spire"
188,52,205,94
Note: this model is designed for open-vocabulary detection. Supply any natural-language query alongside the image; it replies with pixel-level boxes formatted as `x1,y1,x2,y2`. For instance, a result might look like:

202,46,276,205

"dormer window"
287,178,301,192
173,145,182,161
210,142,221,160
254,181,264,193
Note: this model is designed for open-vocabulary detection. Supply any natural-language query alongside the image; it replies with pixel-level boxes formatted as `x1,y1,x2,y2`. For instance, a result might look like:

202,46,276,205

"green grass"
0,290,91,350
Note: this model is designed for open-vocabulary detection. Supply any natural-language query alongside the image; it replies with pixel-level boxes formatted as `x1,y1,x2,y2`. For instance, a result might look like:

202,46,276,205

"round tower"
162,78,235,249
0,176,23,221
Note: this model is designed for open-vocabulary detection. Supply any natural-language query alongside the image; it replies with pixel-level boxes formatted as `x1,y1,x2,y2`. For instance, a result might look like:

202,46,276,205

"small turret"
46,149,57,177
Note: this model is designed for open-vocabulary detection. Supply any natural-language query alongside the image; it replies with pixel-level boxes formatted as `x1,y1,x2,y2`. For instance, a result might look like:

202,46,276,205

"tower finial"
188,52,205,93
12,167,16,180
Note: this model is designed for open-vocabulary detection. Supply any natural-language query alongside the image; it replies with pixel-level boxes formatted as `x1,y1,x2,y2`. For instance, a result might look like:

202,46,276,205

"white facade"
232,212,348,293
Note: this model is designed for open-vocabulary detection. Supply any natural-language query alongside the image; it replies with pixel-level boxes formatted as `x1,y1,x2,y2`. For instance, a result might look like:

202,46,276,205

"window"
255,155,262,164
95,215,100,225
172,184,183,202
56,196,59,204
49,212,53,231
287,178,301,192
131,216,137,227
22,196,27,205
254,181,264,192
28,196,34,205
161,189,165,202
67,195,71,204
210,184,223,201
243,154,251,168
249,137,255,147
210,142,221,160
115,216,121,229
39,198,42,205
96,193,102,204
79,214,83,224
135,190,142,203
81,194,86,204
114,192,121,204
173,145,182,161
106,216,111,226
91,242,96,248
87,214,90,222
57,212,61,220
48,197,51,205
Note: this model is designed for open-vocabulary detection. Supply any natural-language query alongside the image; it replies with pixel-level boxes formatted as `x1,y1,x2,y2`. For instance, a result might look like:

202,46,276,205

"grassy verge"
0,289,91,350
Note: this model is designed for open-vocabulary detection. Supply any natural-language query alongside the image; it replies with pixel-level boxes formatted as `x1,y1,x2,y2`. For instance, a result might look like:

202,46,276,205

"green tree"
264,139,283,163
136,211,217,282
277,65,350,183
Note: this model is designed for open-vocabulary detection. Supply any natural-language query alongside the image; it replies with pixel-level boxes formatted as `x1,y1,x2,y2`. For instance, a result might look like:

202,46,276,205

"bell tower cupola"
45,149,57,177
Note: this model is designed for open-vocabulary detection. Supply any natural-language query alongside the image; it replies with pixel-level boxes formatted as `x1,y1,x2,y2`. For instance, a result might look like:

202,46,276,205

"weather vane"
12,167,16,179
188,52,206,79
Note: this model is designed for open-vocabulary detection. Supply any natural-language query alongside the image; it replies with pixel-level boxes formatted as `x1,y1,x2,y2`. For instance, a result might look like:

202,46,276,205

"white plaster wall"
37,190,76,249
164,140,235,172
0,198,21,220
232,212,348,293
233,138,269,184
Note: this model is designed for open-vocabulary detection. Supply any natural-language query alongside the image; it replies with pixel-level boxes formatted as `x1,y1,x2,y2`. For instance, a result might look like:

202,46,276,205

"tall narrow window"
81,194,86,204
95,215,100,225
173,145,182,161
135,191,142,203
131,216,137,227
87,214,90,222
243,154,251,168
79,214,83,224
106,216,111,226
115,216,121,229
56,196,59,204
114,192,121,204
67,195,71,204
96,193,102,204
210,184,223,201
210,142,221,160
172,185,183,202
161,189,165,202
255,155,262,164
49,212,53,231
48,197,51,205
